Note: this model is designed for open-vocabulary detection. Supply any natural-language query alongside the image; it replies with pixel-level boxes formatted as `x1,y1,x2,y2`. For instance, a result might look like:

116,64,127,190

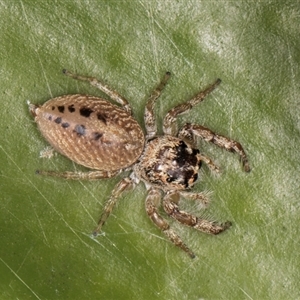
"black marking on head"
80,107,93,118
58,105,65,113
184,170,195,188
162,141,200,188
192,148,200,155
51,106,55,110
68,104,75,113
74,124,86,136
175,141,198,167
61,122,70,128
97,113,107,125
193,173,198,182
144,139,200,189
167,169,182,182
92,132,103,141
198,159,202,168
166,176,175,183
54,117,62,124
48,115,52,121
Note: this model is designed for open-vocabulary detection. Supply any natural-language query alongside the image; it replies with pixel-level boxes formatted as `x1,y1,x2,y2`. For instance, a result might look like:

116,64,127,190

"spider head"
138,137,201,191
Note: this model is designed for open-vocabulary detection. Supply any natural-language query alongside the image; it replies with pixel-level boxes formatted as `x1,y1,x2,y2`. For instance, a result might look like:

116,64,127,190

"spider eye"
166,177,173,182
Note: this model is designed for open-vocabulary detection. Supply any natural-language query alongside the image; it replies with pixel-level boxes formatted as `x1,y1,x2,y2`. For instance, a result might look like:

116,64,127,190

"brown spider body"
29,69,249,258
136,136,201,191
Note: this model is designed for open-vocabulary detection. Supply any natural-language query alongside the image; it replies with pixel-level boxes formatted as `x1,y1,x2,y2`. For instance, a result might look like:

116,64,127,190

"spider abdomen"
30,94,144,171
136,136,201,190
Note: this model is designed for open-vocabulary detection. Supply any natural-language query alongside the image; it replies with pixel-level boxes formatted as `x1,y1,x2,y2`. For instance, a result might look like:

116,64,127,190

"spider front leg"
145,188,195,258
179,191,210,207
179,123,250,172
93,177,134,236
163,191,232,234
163,78,221,136
144,72,171,139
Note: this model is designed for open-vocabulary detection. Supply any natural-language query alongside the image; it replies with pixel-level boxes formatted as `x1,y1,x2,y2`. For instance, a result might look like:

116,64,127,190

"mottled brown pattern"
136,136,201,190
29,70,250,258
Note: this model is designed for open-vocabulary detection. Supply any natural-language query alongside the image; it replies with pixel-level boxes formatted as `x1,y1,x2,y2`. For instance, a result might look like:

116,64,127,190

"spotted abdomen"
30,94,144,171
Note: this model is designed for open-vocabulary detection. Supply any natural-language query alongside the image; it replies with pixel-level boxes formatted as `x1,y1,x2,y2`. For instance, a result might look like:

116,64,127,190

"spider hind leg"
145,188,195,258
163,191,231,235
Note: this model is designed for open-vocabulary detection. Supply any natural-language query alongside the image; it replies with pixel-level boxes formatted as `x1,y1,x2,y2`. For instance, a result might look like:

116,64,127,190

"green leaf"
1,1,299,299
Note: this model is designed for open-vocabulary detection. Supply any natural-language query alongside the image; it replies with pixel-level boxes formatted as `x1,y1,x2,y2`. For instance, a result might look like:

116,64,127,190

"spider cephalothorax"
29,69,249,258
136,136,201,190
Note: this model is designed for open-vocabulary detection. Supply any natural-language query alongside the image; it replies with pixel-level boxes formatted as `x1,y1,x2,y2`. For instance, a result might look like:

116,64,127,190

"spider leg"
145,188,195,258
163,191,231,234
163,79,221,136
198,153,220,173
179,191,210,207
62,69,132,113
36,169,121,180
144,72,171,139
179,123,250,172
93,177,134,235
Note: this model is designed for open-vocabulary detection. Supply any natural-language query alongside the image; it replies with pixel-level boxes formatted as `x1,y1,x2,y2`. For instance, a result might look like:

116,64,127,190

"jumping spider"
30,70,250,258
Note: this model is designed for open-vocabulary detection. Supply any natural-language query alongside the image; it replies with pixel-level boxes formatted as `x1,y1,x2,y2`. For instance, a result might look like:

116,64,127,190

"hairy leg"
93,177,134,235
163,79,221,135
63,69,132,113
36,169,121,180
144,72,171,139
145,188,195,258
179,123,250,172
163,191,231,234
